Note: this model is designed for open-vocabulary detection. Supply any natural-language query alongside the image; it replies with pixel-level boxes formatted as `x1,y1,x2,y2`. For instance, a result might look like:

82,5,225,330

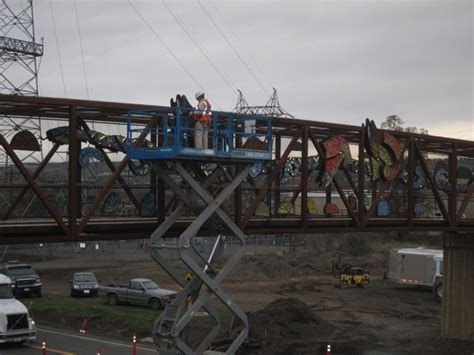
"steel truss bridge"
1,94,474,354
0,94,472,245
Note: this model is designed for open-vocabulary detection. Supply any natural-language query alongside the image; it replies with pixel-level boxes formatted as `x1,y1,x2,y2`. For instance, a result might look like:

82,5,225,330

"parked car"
0,273,36,343
0,264,42,298
388,247,443,301
99,278,177,310
69,272,99,297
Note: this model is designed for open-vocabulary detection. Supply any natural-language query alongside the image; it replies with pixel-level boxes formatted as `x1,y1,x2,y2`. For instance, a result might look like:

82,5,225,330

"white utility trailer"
388,248,443,301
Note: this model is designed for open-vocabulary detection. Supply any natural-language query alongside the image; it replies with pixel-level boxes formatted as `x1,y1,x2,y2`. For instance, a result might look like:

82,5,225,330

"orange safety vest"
197,99,212,123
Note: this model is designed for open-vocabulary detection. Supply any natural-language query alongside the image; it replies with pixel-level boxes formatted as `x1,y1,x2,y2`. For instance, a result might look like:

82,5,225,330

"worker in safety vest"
192,91,212,149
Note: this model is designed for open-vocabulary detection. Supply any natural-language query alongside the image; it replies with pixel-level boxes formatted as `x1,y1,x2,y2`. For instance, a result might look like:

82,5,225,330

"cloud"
32,0,472,138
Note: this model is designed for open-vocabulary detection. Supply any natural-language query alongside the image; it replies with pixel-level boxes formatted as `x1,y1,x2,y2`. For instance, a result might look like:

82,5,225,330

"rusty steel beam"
151,132,158,219
449,142,458,225
240,127,303,228
407,138,415,225
76,118,158,235
2,143,60,220
1,215,473,245
301,126,309,229
68,105,80,236
457,185,474,224
155,161,166,224
274,134,281,216
80,120,140,210
358,129,366,222
2,95,473,152
0,135,70,236
363,180,392,226
234,125,244,224
415,142,452,226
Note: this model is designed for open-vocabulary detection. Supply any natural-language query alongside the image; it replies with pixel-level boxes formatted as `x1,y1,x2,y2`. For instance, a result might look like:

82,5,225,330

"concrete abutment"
442,233,474,340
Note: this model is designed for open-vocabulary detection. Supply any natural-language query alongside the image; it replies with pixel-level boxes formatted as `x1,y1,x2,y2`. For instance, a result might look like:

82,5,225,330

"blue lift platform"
126,107,272,163
126,107,273,355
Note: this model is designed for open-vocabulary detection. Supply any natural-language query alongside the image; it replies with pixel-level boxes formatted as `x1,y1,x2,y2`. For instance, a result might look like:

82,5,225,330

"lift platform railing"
126,107,272,161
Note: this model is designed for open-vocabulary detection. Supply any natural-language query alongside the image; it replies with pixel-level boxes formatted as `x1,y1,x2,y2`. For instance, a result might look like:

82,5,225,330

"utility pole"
0,0,44,209
233,88,294,118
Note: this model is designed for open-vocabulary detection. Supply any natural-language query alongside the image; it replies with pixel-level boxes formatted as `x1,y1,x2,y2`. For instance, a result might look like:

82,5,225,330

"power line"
127,0,222,110
450,132,473,139
195,0,270,97
73,0,90,99
161,0,236,94
442,129,471,136
49,0,67,98
207,0,274,90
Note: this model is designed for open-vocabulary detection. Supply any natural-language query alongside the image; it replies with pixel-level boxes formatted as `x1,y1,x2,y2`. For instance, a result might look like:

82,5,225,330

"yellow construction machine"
335,265,370,288
333,253,370,288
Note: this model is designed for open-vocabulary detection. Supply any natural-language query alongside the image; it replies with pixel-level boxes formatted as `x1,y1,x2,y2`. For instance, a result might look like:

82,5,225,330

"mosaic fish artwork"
324,202,340,215
280,156,320,184
79,147,105,168
433,161,450,193
139,192,156,217
317,136,352,188
414,203,426,216
456,166,474,193
46,126,151,176
101,192,121,214
414,165,429,189
377,199,390,217
364,119,402,182
255,202,270,217
128,159,152,176
307,198,318,216
277,200,295,215
10,130,41,151
250,162,264,178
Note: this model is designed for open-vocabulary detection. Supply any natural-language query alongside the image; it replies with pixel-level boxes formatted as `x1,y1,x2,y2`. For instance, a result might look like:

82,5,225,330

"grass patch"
27,295,160,337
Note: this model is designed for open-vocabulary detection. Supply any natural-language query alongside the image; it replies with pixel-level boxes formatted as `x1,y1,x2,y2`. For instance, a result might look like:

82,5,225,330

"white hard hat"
195,91,205,99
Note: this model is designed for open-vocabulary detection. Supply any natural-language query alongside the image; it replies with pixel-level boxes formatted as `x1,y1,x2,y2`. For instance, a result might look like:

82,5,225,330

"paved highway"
0,327,157,355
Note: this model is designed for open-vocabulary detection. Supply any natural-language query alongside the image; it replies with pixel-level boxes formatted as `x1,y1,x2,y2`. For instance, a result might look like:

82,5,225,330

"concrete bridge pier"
442,233,474,340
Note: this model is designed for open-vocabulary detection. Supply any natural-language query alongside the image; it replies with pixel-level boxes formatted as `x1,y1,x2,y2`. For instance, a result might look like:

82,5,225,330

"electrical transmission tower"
234,88,294,118
0,0,44,167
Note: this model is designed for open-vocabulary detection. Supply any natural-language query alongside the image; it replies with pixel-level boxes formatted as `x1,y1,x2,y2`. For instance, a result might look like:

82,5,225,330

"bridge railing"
126,107,272,161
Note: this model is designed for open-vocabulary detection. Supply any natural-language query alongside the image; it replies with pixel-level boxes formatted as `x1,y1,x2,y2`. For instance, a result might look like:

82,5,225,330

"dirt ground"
23,239,474,355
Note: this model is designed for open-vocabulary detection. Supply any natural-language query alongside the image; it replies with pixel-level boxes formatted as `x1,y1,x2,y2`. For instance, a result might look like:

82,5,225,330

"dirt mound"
228,245,393,282
272,277,328,294
247,297,335,354
228,251,332,281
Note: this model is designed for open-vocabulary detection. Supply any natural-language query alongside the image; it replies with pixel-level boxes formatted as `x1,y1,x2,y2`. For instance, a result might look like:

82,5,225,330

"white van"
0,273,36,343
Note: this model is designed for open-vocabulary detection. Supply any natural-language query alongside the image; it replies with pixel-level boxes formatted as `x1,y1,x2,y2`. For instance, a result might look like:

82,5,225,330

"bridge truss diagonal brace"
150,162,251,355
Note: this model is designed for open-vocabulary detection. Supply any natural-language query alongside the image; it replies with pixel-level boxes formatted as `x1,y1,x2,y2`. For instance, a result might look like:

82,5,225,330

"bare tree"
381,115,428,135
381,115,405,131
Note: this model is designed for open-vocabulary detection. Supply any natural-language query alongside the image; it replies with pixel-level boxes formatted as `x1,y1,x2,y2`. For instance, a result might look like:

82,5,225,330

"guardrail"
126,107,272,161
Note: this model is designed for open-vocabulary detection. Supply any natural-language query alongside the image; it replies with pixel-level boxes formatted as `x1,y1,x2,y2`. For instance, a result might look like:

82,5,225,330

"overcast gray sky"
32,0,472,139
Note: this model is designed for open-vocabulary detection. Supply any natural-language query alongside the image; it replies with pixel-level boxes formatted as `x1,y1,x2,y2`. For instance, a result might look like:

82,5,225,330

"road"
0,327,157,355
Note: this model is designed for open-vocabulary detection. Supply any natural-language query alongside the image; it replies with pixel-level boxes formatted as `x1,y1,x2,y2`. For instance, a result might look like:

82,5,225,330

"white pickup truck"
0,274,36,343
98,278,177,310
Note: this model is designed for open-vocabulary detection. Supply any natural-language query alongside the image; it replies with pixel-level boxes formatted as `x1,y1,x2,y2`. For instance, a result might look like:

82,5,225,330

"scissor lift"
127,108,272,354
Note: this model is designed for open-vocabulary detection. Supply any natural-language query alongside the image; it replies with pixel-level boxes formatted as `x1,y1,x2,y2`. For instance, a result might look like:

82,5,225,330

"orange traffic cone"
80,319,88,333
132,333,137,355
